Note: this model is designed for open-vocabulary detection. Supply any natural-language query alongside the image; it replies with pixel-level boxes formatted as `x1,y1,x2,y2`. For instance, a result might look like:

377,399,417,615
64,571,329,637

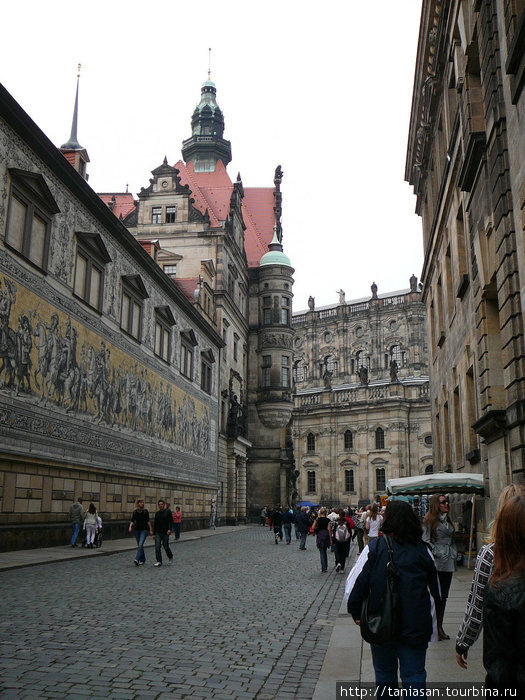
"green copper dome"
259,228,291,267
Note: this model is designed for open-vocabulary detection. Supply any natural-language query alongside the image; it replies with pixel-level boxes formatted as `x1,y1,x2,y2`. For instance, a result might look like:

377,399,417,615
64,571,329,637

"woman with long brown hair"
423,493,456,640
456,483,525,669
482,495,525,692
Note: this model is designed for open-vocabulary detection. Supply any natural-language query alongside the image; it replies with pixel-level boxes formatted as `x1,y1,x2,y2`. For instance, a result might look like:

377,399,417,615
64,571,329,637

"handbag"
360,534,401,645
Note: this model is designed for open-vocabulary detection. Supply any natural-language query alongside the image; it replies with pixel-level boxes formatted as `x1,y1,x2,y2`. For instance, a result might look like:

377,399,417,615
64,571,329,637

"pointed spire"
61,64,84,150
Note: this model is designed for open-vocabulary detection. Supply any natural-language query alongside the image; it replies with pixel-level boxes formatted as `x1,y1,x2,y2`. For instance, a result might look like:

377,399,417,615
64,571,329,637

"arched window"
344,430,353,450
390,345,402,365
325,355,337,375
307,433,315,453
425,464,434,474
345,469,354,492
375,427,385,450
376,468,386,491
307,470,316,493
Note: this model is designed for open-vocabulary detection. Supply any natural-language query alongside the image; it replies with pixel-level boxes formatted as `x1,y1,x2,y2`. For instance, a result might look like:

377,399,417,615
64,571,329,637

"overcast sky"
1,0,423,311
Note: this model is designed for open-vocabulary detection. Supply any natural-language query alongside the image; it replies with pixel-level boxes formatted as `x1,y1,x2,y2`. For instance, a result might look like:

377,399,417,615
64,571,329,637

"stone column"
236,456,247,522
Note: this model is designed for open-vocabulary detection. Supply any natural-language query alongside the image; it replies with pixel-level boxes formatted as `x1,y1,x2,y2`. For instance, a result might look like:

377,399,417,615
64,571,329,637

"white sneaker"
154,562,162,567
335,563,341,572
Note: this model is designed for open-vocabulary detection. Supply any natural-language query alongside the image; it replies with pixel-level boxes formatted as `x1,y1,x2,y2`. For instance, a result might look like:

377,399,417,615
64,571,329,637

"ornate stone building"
101,78,295,522
406,0,525,522
0,81,224,549
292,281,432,506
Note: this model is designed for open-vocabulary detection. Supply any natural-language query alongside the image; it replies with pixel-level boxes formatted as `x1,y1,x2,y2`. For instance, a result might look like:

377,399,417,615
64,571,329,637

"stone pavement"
0,530,485,700
0,525,347,699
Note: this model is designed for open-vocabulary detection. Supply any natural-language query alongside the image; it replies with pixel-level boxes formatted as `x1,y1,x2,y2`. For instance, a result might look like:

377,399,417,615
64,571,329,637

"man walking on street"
282,508,294,544
69,497,84,547
296,506,310,550
210,499,217,529
153,500,173,567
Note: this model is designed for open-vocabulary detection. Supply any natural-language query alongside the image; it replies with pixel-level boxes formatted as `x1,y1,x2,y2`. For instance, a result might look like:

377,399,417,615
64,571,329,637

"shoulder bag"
360,534,401,645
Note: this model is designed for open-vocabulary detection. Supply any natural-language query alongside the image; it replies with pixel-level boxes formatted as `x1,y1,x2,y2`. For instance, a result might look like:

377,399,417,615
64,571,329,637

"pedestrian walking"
455,483,525,670
333,510,352,573
69,497,84,547
294,507,301,540
172,506,182,540
354,508,365,553
482,494,525,694
129,498,153,566
365,503,383,543
423,493,456,640
282,508,293,544
347,500,440,693
83,503,98,549
259,506,267,526
271,506,283,544
314,507,331,572
153,499,173,567
296,507,310,550
209,499,217,529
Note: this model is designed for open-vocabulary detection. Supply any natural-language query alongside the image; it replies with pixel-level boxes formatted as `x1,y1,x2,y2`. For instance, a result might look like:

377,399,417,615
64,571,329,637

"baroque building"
100,77,295,522
0,80,224,550
406,0,525,524
292,281,432,506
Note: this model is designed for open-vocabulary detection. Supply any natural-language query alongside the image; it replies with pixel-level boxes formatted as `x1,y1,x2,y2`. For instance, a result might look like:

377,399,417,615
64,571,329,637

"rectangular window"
154,321,171,362
307,471,316,493
345,469,354,492
201,359,213,394
151,207,162,224
6,192,51,270
180,342,193,379
281,355,290,387
281,297,290,325
165,206,177,223
120,276,147,341
376,468,386,492
74,239,106,312
262,296,272,325
163,264,177,276
262,354,271,387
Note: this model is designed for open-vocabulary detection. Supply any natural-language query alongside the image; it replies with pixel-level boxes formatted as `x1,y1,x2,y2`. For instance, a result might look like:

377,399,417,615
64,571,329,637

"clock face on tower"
162,181,168,189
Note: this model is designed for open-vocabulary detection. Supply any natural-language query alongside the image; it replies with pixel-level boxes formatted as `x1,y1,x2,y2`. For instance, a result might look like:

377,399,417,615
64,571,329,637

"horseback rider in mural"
0,277,17,388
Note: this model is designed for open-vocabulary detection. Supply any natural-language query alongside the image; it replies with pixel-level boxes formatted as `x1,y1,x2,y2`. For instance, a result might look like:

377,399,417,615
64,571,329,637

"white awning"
386,472,484,495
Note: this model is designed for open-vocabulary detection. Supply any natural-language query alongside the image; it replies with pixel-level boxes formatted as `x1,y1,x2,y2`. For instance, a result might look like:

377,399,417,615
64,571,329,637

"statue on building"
308,296,315,311
358,365,369,386
337,289,345,304
285,465,300,508
371,282,378,300
410,274,418,292
227,394,241,438
323,369,333,390
390,359,399,382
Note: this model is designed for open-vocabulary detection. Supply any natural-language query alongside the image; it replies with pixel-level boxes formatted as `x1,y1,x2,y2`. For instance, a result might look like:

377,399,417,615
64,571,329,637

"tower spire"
61,64,83,150
208,47,212,81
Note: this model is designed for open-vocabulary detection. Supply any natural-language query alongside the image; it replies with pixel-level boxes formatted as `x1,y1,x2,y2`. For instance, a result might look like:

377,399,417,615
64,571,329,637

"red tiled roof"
99,192,137,221
174,161,275,268
172,277,200,302
242,187,275,268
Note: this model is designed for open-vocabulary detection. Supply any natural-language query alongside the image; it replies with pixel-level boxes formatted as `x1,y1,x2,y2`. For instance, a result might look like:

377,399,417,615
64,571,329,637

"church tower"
181,77,232,172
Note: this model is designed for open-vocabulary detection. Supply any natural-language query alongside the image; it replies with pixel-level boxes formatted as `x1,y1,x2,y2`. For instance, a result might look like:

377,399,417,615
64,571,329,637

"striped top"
455,542,494,652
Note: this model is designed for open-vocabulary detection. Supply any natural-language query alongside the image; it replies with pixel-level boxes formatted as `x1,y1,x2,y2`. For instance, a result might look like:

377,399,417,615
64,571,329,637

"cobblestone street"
1,527,352,699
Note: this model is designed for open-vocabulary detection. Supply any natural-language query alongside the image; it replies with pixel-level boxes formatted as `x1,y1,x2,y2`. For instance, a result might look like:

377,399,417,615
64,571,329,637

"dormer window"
180,329,198,380
5,169,60,271
120,275,148,341
73,232,112,312
151,207,162,224
165,206,177,223
154,306,176,363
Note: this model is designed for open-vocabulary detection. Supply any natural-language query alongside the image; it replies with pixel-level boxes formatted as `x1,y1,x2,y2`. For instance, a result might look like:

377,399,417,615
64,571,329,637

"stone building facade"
0,82,223,550
101,79,295,522
292,282,432,506
406,0,525,523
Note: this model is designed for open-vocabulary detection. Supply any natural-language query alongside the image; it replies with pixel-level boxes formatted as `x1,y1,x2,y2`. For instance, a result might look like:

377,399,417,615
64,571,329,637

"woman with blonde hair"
455,483,525,669
423,493,456,640
482,494,525,692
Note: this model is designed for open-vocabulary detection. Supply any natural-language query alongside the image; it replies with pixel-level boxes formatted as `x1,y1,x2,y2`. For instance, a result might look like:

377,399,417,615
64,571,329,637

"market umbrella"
295,501,319,508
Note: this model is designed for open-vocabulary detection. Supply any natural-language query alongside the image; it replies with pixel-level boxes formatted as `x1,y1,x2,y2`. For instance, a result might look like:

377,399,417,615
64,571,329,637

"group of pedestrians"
129,498,183,566
344,485,525,694
69,497,102,549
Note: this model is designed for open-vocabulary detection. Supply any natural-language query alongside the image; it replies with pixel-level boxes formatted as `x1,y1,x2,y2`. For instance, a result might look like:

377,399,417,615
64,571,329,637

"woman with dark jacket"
313,507,331,573
348,500,440,692
482,494,525,693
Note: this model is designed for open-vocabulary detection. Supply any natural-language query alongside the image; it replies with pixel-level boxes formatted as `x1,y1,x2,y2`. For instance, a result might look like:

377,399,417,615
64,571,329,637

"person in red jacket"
172,506,182,540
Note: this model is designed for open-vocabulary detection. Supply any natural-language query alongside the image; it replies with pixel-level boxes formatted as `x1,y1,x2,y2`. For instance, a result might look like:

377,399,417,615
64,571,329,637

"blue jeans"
155,533,173,564
173,522,181,539
134,530,149,563
319,547,328,572
71,522,81,545
283,524,292,544
371,641,427,692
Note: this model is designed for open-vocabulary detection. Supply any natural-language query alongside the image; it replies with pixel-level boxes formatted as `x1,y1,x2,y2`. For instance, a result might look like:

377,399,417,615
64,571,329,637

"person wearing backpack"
347,500,440,692
333,510,352,573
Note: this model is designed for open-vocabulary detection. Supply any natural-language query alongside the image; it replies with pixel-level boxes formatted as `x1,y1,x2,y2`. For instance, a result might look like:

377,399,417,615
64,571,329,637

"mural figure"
0,273,212,457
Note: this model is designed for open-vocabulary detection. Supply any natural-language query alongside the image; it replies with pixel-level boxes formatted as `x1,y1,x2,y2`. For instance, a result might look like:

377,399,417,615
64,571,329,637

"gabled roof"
174,160,275,268
99,192,137,221
172,277,200,302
